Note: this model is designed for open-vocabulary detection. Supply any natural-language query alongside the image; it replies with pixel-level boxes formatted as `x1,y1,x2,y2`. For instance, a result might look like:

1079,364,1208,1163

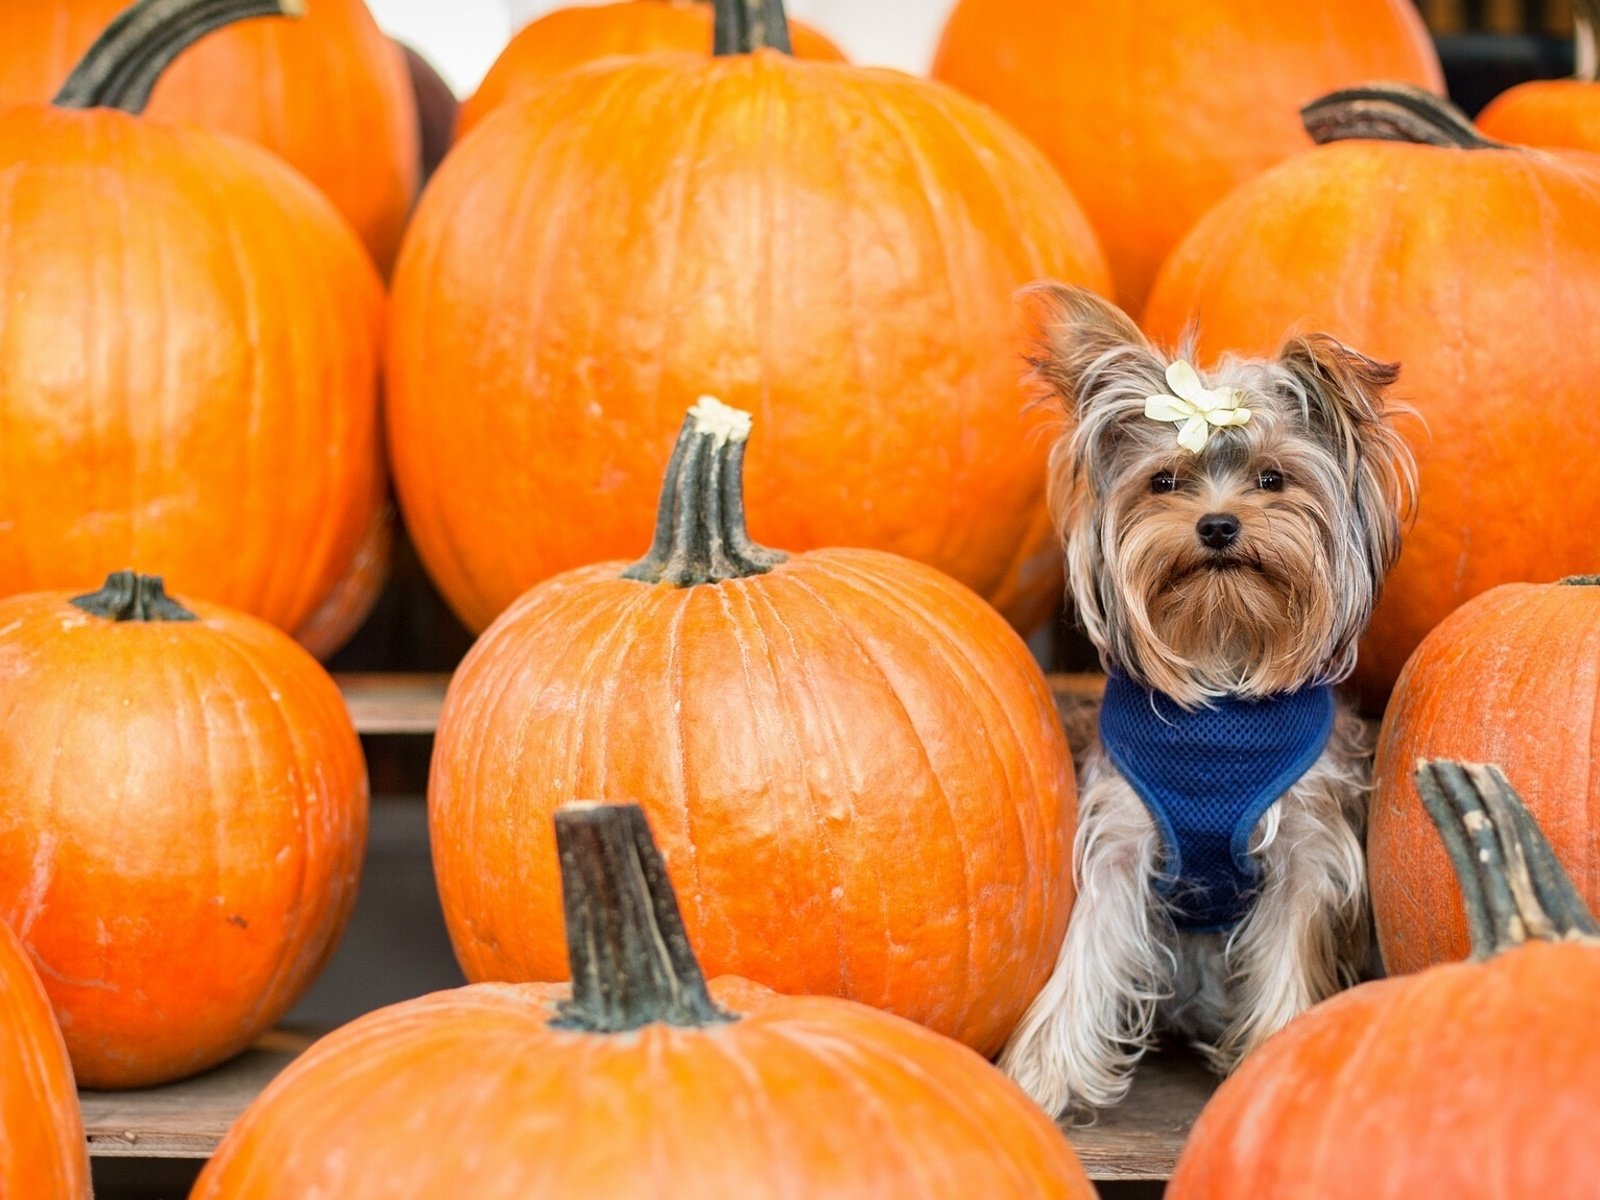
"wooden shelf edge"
336,672,1108,737
336,672,449,735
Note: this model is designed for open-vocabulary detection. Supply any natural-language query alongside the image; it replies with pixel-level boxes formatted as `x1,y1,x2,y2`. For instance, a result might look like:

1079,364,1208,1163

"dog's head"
1030,283,1416,707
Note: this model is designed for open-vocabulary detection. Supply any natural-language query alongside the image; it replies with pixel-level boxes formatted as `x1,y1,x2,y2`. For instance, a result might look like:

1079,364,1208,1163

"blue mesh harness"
1098,671,1336,933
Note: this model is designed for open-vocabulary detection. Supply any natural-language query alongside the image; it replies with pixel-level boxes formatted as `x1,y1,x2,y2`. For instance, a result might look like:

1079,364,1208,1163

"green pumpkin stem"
54,0,305,115
1413,760,1600,960
623,398,787,587
1302,84,1507,151
70,571,198,622
1561,576,1600,586
551,803,735,1034
712,0,793,55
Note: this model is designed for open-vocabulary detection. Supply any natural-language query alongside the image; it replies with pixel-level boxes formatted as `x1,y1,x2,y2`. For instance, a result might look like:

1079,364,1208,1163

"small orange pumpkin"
194,803,1098,1199
0,0,420,271
1369,577,1600,974
930,0,1442,315
1168,761,1600,1199
457,0,846,140
0,0,386,641
388,0,1109,635
1144,86,1600,706
1477,0,1600,153
429,400,1076,1057
0,573,369,1088
0,920,90,1200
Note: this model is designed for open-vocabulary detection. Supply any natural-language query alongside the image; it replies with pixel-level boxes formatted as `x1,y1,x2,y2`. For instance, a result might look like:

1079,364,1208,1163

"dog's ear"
1024,283,1158,420
1277,333,1397,462
1278,333,1418,578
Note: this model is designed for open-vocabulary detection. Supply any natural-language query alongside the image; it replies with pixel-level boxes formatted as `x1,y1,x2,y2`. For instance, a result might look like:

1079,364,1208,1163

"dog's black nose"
1197,513,1241,550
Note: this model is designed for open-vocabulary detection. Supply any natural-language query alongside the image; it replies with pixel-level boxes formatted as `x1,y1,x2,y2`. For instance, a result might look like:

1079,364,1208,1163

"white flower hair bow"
1144,361,1251,453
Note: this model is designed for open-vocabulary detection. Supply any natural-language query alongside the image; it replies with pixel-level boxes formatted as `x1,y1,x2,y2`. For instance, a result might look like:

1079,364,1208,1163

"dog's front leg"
1208,750,1370,1071
999,764,1173,1117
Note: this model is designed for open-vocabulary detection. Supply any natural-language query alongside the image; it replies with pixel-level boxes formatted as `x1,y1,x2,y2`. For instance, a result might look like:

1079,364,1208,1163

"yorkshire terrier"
1000,284,1416,1118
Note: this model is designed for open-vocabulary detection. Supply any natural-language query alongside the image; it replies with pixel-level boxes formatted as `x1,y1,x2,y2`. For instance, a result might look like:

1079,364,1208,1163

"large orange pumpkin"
429,400,1075,1057
0,0,420,271
1369,577,1600,974
1143,86,1600,706
930,0,1442,316
0,0,386,642
457,0,846,140
1168,760,1600,1199
195,803,1097,1199
0,572,369,1088
388,0,1109,636
1477,0,1600,152
0,920,89,1200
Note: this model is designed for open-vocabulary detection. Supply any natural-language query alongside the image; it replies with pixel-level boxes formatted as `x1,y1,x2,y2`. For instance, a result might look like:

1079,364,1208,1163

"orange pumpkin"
930,0,1442,316
0,572,369,1089
1369,577,1600,974
1143,86,1600,707
290,498,393,661
388,0,1109,636
457,0,846,140
0,0,420,271
1478,0,1600,152
429,400,1075,1057
0,0,386,641
1168,760,1600,1199
194,803,1097,1199
0,920,89,1200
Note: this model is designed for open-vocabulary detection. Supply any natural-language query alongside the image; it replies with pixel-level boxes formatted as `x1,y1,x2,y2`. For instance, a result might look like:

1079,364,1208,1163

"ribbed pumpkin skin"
193,977,1098,1199
930,0,1442,315
1143,144,1600,706
1479,80,1600,152
1168,942,1600,1198
0,590,369,1088
388,52,1109,635
0,921,89,1200
457,0,846,139
1369,582,1600,974
430,550,1075,1056
0,0,420,271
0,106,385,639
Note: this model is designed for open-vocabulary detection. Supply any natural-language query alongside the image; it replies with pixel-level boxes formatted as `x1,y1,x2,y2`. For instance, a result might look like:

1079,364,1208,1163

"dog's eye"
1257,470,1284,492
1150,471,1179,494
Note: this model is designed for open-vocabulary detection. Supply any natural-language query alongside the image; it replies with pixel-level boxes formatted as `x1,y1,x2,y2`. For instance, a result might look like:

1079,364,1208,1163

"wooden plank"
80,1030,1213,1175
334,672,1108,737
81,1029,316,1159
336,672,448,734
1066,1051,1217,1180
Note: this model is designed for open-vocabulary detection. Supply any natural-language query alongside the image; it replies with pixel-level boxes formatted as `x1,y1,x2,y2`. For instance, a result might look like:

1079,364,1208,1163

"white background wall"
367,0,961,96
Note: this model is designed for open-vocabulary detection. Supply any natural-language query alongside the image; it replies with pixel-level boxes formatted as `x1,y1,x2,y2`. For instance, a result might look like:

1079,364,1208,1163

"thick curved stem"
70,571,198,622
54,0,304,116
1413,760,1600,960
623,397,787,587
712,0,793,55
1302,84,1507,151
551,803,735,1034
